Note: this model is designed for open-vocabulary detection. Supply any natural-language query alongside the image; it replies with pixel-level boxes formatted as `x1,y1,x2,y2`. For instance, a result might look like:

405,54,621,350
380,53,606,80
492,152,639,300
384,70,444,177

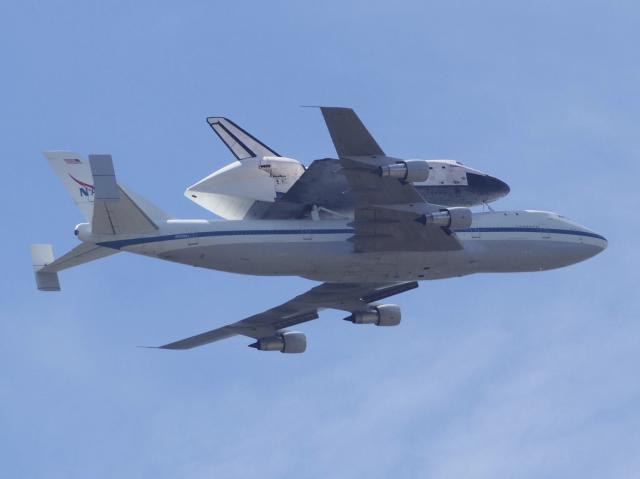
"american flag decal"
64,158,82,164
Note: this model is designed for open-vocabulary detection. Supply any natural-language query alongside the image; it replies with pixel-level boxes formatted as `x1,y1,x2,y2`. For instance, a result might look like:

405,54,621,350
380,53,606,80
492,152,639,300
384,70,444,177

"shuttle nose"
493,176,511,197
466,173,510,201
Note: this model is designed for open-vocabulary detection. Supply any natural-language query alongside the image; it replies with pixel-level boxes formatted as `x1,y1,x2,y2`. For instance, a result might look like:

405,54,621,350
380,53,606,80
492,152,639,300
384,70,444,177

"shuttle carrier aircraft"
31,108,606,354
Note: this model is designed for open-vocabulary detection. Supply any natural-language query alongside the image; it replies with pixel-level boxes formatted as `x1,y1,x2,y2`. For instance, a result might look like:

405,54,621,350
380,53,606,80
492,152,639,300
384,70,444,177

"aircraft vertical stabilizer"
206,117,281,160
88,154,165,235
44,151,95,221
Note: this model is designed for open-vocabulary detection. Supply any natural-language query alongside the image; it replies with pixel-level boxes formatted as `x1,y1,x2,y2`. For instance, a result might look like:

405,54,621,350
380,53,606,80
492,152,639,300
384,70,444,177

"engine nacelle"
345,304,401,327
378,160,430,183
249,331,307,353
416,207,472,229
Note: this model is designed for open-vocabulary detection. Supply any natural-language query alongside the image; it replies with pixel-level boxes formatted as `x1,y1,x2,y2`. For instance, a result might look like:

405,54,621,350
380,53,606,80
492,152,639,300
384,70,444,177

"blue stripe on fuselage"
95,227,606,250
457,227,606,241
96,228,352,249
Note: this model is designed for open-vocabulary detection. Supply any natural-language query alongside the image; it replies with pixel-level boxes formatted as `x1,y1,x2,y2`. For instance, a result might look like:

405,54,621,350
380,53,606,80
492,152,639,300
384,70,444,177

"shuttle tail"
206,117,281,161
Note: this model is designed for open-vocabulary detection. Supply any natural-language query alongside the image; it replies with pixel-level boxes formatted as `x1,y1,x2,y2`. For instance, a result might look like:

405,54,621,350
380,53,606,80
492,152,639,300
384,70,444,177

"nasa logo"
69,174,95,197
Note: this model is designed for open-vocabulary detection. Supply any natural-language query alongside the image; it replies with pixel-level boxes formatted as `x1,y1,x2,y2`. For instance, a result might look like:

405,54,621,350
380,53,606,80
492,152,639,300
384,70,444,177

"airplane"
30,107,607,354
185,115,511,220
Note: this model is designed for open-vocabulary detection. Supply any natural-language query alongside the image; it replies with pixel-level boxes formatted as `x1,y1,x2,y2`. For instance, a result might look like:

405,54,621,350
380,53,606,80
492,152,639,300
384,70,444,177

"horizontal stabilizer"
30,244,60,291
89,155,159,235
30,242,120,291
206,117,281,160
40,242,119,273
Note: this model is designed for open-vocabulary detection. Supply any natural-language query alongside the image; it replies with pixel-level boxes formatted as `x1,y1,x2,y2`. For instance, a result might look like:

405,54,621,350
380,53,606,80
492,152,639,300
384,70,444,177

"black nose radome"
466,173,510,201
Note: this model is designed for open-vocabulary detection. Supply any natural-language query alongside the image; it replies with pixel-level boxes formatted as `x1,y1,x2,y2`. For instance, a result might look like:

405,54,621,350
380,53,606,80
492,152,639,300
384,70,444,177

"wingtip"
300,105,352,111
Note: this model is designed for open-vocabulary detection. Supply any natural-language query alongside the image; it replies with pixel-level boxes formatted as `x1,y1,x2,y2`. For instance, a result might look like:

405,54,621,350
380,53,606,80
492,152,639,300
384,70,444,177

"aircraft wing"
317,107,465,252
320,107,385,157
318,107,424,206
157,281,418,350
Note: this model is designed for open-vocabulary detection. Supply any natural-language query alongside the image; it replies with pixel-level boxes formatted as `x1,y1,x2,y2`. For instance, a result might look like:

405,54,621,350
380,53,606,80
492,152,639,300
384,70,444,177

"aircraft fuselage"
78,210,607,283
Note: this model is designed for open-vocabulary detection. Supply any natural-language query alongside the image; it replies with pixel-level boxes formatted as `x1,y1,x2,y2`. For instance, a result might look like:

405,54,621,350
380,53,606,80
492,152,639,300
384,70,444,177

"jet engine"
416,207,472,229
344,304,401,326
378,160,430,183
248,331,307,353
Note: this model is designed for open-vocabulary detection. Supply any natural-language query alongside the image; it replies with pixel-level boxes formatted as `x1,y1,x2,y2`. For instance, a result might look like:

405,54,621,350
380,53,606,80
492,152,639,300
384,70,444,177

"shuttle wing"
156,281,418,350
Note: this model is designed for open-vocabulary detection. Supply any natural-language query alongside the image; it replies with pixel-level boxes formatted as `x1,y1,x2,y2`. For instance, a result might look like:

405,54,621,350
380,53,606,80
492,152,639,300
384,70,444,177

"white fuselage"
77,210,607,283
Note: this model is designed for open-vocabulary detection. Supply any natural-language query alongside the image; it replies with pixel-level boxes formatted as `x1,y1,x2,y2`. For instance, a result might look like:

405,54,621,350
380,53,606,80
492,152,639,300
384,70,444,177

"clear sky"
1,1,639,477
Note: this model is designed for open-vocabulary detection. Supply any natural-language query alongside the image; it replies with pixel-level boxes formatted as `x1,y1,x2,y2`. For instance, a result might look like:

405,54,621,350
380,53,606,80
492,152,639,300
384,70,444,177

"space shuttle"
186,110,510,220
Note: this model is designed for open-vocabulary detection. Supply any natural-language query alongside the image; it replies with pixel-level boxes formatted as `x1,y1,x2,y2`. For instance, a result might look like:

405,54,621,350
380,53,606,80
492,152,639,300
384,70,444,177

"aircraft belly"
120,227,601,281
135,237,474,282
156,243,321,276
461,236,602,272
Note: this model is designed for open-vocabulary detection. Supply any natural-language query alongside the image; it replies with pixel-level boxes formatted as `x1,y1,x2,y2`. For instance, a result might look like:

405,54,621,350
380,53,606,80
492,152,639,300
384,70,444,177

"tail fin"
206,117,281,161
88,154,170,235
34,152,170,291
44,151,95,221
44,151,171,233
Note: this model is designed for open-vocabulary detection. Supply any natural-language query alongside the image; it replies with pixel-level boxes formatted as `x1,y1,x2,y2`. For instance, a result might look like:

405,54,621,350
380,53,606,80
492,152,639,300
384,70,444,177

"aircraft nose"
575,229,607,262
591,233,608,254
492,176,511,197
466,173,510,201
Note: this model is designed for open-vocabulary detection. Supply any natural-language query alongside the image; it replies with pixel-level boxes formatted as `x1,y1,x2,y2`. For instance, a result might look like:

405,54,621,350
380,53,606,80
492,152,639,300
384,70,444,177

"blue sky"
1,1,639,477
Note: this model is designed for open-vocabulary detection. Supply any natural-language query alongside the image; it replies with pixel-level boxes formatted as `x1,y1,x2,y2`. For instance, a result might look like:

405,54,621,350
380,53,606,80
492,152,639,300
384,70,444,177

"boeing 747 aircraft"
31,108,606,353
